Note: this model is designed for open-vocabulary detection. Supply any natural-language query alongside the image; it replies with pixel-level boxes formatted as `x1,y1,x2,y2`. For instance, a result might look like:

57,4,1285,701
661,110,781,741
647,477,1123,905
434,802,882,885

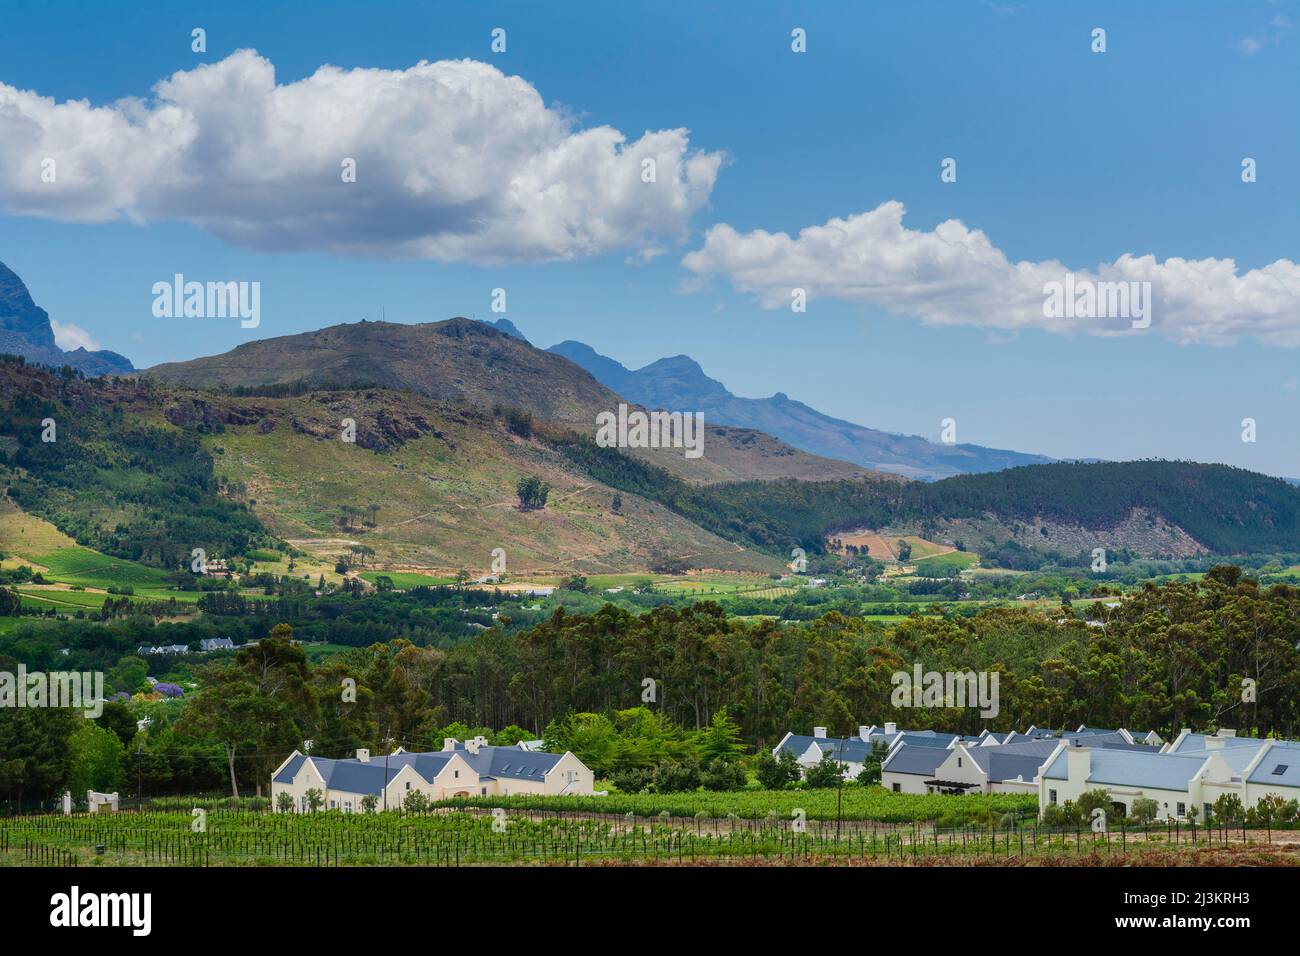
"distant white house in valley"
271,736,594,812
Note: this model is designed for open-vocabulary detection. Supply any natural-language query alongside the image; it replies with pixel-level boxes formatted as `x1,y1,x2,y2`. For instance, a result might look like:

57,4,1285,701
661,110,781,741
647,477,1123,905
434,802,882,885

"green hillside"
3,356,1299,582
907,460,1300,554
0,359,271,568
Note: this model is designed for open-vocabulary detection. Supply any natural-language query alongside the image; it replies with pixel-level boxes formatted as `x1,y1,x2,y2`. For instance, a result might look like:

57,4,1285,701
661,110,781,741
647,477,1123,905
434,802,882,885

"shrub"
611,767,655,794
652,758,701,793
755,749,801,790
1130,797,1159,825
1041,803,1067,827
516,475,550,511
802,752,845,789
700,758,747,792
403,790,430,814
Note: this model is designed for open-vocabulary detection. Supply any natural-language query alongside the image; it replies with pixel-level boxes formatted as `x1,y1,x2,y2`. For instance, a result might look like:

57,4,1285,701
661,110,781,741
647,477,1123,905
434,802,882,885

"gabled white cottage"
271,736,594,812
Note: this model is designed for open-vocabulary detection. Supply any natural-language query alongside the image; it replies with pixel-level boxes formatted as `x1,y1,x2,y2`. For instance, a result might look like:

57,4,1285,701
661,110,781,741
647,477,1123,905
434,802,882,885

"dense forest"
4,568,1298,805
907,460,1300,554
546,425,902,554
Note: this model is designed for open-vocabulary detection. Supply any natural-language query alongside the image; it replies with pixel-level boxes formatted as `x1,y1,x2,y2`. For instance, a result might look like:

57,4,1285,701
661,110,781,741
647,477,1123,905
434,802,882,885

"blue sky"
0,0,1297,474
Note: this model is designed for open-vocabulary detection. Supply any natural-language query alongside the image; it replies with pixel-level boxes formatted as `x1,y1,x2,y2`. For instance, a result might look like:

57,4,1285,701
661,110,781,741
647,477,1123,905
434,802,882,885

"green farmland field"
359,570,457,589
34,547,172,591
912,551,979,576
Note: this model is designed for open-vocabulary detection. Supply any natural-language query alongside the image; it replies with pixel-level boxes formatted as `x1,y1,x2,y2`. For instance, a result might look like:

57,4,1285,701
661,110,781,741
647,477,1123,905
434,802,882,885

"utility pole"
836,735,845,841
383,738,392,812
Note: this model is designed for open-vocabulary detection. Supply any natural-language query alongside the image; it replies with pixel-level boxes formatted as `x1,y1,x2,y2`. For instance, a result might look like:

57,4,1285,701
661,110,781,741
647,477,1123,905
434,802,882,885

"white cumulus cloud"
0,51,723,263
682,201,1300,346
50,319,100,351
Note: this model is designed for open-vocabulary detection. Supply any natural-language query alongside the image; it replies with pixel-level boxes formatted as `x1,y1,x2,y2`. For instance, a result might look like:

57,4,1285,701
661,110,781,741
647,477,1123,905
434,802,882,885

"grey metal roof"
469,746,563,780
1175,741,1267,774
892,731,959,749
1169,733,1263,754
273,752,307,784
279,745,569,795
963,739,1058,782
882,744,950,776
1041,748,1209,790
1246,741,1300,789
776,735,878,763
281,751,456,795
1062,730,1130,746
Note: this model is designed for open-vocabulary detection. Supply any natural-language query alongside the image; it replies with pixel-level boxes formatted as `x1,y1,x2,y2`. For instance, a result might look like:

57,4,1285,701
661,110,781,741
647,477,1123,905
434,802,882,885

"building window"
957,758,962,768
892,782,901,793
481,787,487,796
405,781,411,790
1049,789,1057,805
1204,803,1212,820
1177,802,1186,817
454,770,459,778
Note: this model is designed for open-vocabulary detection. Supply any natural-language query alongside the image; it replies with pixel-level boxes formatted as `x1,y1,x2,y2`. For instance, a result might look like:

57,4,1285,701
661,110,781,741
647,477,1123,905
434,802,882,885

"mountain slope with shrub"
3,351,1297,579
143,317,879,486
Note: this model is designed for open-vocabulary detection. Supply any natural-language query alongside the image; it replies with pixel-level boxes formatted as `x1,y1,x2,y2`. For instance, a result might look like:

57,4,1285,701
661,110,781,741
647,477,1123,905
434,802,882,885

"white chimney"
1218,728,1237,738
884,722,897,736
813,726,827,739
1204,737,1225,751
466,739,482,755
442,737,457,752
356,748,370,762
859,725,871,742
1066,746,1091,783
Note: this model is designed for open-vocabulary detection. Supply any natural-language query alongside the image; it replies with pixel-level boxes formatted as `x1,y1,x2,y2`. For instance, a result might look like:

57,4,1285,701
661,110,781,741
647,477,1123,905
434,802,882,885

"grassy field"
357,570,792,598
17,588,116,611
898,536,955,560
32,547,172,591
358,570,456,589
0,498,76,562
833,531,953,563
912,551,979,576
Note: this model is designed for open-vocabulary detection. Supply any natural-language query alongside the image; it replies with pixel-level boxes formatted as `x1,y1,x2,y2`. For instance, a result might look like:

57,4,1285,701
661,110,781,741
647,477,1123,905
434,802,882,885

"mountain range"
0,261,134,376
1,259,1296,578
